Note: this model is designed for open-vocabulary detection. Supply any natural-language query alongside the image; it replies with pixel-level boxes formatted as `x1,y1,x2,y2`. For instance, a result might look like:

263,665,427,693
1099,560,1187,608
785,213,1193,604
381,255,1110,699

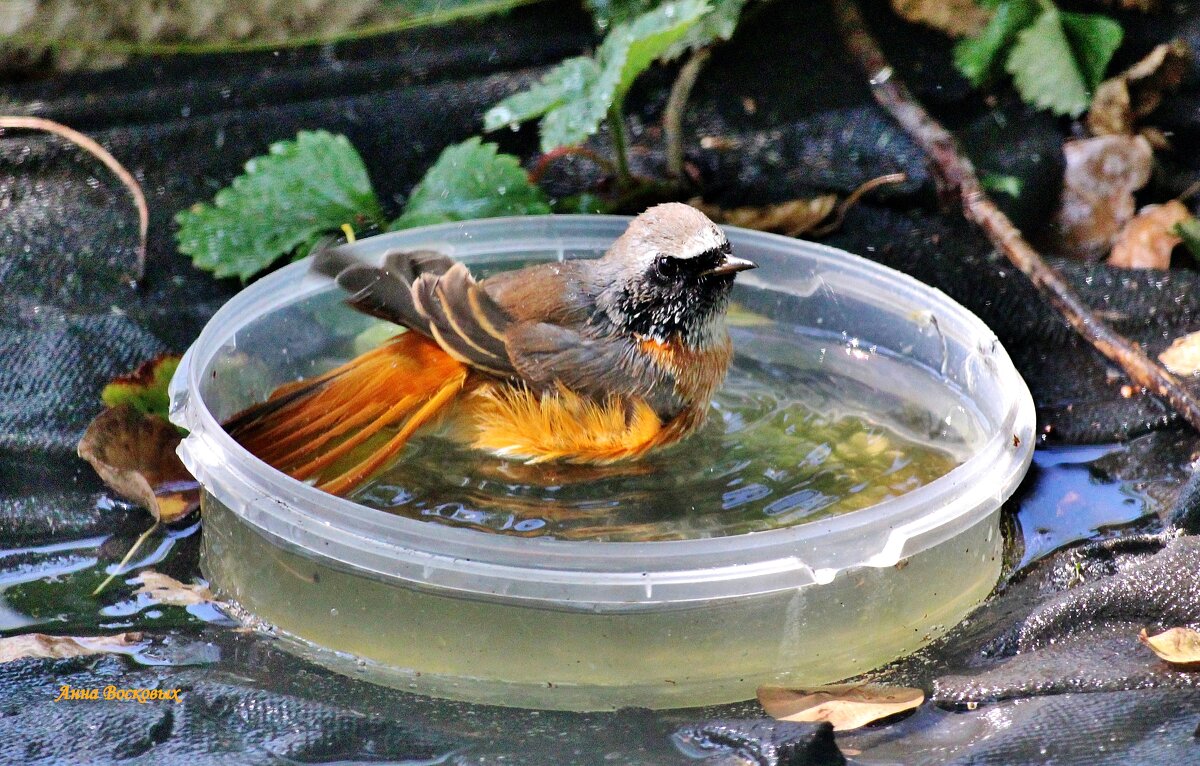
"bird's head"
597,203,756,345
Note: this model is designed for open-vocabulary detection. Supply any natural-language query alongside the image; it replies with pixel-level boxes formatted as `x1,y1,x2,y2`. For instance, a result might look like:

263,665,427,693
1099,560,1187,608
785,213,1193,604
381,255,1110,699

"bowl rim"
172,215,1035,606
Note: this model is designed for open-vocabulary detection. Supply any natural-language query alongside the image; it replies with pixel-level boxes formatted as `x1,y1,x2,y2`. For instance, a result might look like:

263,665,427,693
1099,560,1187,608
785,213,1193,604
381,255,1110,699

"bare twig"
528,145,615,185
810,172,907,237
831,0,1200,433
0,116,147,284
664,47,712,180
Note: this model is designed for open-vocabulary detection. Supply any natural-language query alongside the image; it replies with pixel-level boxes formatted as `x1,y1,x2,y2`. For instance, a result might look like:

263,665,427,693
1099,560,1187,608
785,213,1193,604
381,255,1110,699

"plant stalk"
608,106,632,185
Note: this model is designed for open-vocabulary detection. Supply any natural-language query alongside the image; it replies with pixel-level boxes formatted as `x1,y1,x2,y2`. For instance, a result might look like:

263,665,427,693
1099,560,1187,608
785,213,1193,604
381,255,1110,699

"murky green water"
350,322,969,541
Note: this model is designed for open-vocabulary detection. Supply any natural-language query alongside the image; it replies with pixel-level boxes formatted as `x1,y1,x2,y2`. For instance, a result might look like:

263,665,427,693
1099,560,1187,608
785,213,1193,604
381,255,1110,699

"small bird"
227,203,756,496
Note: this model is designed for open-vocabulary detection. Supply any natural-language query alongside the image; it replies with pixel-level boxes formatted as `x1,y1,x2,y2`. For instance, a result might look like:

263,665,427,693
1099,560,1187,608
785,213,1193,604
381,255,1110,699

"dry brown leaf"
1088,40,1191,137
1139,627,1200,664
1159,332,1200,376
77,404,199,524
0,632,143,663
890,0,992,37
693,196,838,237
134,571,216,607
1054,135,1154,261
757,683,924,731
1107,200,1190,270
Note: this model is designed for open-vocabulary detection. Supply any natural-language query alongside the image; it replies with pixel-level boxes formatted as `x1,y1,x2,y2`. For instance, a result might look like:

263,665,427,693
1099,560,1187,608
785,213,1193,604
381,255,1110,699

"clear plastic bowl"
170,216,1035,711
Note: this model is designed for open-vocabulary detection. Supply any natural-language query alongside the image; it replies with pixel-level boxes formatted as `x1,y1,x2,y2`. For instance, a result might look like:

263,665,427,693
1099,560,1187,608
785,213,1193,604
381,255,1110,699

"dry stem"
0,116,147,284
831,0,1200,434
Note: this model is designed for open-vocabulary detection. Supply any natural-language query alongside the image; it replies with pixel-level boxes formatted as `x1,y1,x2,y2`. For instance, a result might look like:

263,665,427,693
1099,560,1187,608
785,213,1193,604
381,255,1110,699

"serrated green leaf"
1177,218,1200,263
1006,6,1117,117
953,0,1039,86
389,137,550,230
175,130,383,280
1061,11,1123,91
601,0,710,106
484,57,600,132
665,0,748,59
100,355,181,422
483,0,709,152
585,0,655,28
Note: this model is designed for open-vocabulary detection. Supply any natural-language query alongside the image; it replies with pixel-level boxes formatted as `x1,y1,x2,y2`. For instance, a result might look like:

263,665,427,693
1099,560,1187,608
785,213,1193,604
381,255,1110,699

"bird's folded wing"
504,323,681,418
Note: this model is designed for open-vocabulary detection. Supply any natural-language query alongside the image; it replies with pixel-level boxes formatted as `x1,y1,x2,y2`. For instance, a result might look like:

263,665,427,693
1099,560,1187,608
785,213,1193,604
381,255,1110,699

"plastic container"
170,216,1035,711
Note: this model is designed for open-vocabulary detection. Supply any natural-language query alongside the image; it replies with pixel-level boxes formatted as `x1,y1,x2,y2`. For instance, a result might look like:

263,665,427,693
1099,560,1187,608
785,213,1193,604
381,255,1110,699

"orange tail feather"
226,331,467,495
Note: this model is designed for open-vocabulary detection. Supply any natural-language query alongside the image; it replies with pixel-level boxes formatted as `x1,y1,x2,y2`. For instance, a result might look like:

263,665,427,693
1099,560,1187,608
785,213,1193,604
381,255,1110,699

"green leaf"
484,57,600,133
483,0,709,152
1005,5,1121,117
980,171,1024,198
953,0,1039,87
585,0,655,28
1177,218,1200,263
663,0,748,59
389,138,551,230
100,355,181,422
1060,11,1123,91
176,131,383,280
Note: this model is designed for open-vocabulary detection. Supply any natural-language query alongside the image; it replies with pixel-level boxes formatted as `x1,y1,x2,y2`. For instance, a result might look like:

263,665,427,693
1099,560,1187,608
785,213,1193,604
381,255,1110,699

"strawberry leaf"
953,0,1038,87
389,138,550,230
1005,5,1121,117
484,0,710,152
176,130,383,280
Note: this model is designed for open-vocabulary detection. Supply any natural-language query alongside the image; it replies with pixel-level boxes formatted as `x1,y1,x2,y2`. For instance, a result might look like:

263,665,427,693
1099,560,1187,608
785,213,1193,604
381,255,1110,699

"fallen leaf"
1054,135,1154,260
100,354,180,422
757,684,925,731
0,632,144,663
134,571,216,607
1088,40,1191,137
1158,331,1200,376
1107,200,1190,269
693,196,838,237
1139,626,1200,664
891,0,993,37
77,404,199,524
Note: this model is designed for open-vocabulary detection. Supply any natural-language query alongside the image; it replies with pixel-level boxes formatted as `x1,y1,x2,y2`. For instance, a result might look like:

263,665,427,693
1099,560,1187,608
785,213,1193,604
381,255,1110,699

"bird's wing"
504,322,682,418
314,246,519,377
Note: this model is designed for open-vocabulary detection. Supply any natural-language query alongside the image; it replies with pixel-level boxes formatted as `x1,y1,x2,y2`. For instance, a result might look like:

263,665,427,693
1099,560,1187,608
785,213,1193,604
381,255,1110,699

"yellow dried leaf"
134,571,217,607
890,0,992,37
757,683,924,731
1139,627,1200,664
1107,200,1190,270
1054,135,1154,260
1158,332,1200,376
693,196,838,237
0,632,143,663
77,404,199,524
1088,40,1191,137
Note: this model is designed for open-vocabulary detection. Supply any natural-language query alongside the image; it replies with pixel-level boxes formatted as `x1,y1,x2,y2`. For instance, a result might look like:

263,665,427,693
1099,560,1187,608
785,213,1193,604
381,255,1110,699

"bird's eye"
654,255,680,280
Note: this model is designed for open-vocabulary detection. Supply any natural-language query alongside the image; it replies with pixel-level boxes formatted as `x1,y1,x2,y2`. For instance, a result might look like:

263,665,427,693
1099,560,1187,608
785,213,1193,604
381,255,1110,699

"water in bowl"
214,270,983,543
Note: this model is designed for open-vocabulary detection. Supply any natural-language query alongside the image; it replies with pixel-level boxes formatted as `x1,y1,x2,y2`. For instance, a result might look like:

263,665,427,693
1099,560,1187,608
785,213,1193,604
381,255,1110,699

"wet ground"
5,0,1200,763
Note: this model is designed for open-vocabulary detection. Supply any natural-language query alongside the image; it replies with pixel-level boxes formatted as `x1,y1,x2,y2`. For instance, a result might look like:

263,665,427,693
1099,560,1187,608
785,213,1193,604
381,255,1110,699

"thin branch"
664,47,712,180
608,106,632,185
0,116,147,285
831,0,1200,434
528,145,616,185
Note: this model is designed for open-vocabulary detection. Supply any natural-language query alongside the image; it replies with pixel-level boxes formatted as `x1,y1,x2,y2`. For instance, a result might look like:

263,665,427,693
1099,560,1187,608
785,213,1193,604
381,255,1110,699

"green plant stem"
6,0,547,57
608,106,632,185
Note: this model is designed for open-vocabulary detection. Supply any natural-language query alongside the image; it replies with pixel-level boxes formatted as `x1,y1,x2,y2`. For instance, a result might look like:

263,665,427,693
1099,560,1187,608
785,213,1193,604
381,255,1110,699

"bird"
226,202,757,496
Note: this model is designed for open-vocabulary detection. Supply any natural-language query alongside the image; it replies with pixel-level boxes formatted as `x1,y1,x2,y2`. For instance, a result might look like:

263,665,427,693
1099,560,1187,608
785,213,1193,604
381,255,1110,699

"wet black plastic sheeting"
4,0,1200,763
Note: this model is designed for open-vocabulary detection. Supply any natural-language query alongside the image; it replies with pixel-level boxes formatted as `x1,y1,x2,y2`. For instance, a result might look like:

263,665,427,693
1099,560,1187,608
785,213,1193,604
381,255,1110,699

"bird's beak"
702,254,757,277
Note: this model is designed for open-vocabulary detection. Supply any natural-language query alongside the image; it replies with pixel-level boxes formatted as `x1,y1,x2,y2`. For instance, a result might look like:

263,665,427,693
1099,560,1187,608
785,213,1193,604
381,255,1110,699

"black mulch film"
4,1,1200,763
